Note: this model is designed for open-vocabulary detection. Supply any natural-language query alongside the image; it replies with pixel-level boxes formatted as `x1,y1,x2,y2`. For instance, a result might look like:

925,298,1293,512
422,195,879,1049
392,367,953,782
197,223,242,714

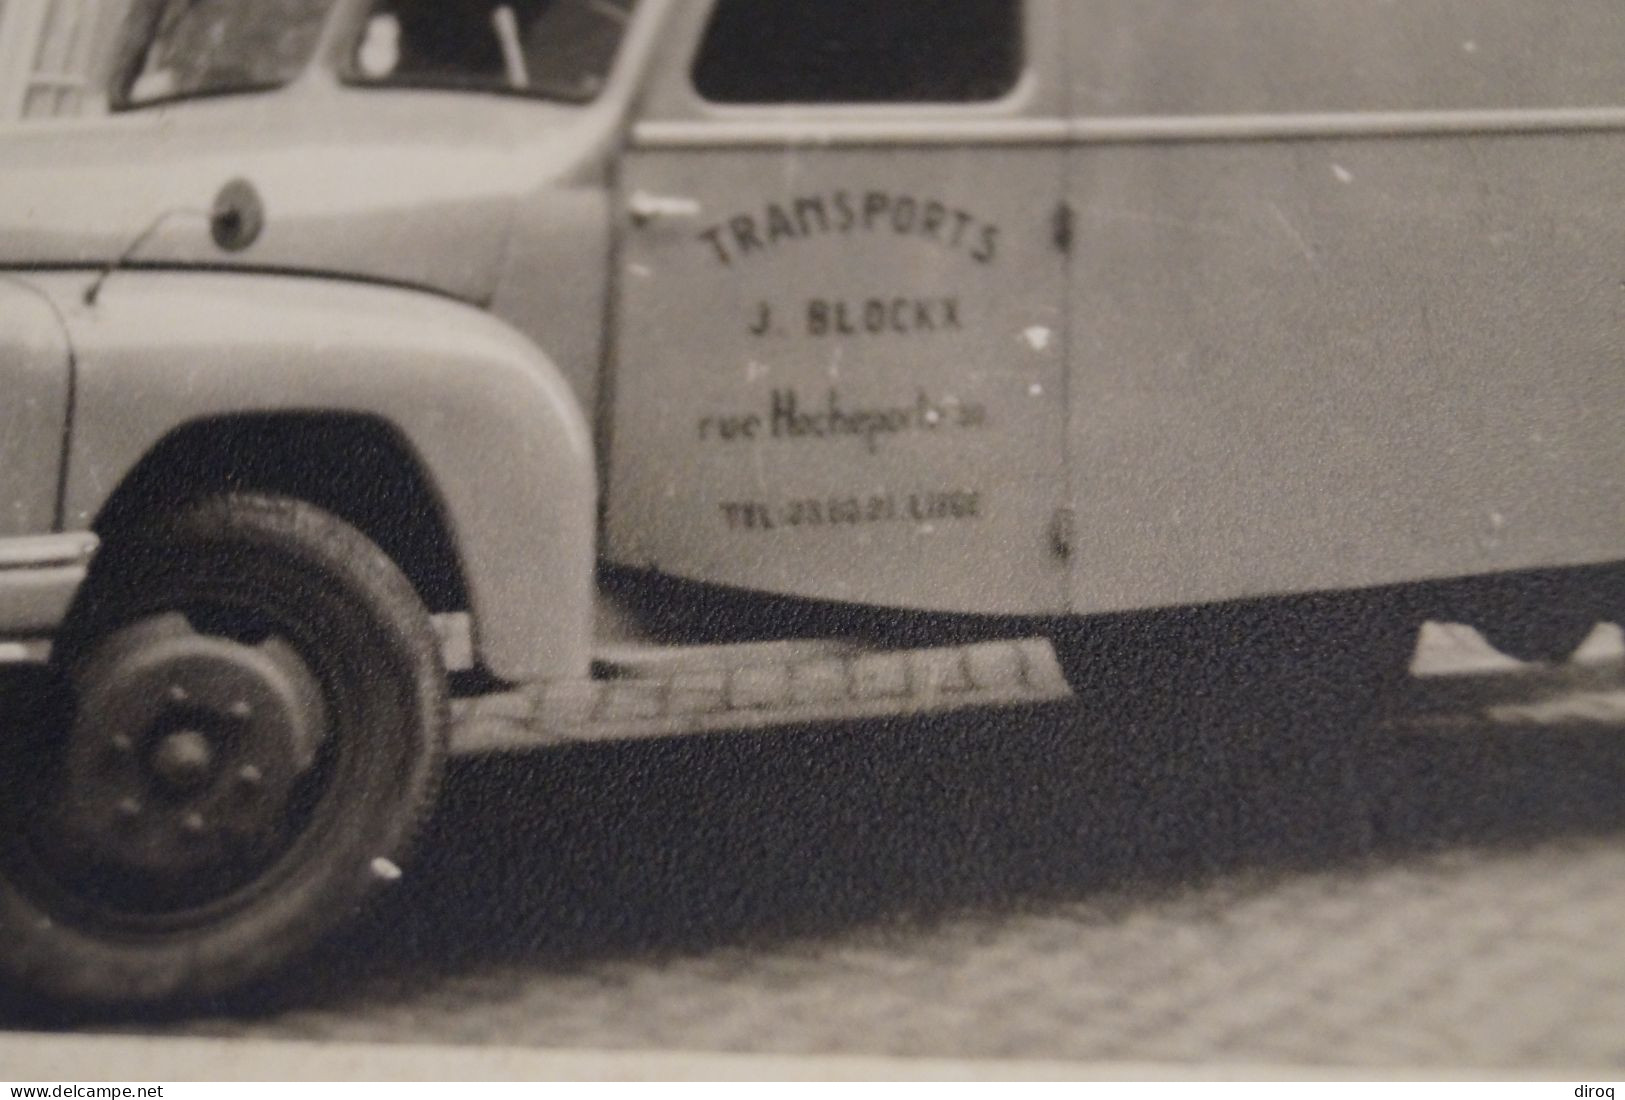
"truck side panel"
1063,1,1625,615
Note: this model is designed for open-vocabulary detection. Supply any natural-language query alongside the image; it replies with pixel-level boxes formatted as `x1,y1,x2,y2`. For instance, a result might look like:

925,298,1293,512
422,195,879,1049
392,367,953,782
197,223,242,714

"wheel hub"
151,729,215,791
53,612,327,892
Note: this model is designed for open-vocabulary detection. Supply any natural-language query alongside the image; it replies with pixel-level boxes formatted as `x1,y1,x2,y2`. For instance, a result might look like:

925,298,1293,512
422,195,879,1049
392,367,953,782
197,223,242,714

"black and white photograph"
0,0,1622,1083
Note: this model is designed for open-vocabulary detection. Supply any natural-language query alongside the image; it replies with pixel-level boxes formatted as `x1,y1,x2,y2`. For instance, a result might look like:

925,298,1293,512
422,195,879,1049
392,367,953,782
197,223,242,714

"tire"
0,493,446,1010
1474,574,1597,663
1477,611,1595,664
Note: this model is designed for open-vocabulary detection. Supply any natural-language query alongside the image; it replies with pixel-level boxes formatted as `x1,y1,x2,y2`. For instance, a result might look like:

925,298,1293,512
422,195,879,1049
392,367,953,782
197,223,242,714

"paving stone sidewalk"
145,837,1625,1070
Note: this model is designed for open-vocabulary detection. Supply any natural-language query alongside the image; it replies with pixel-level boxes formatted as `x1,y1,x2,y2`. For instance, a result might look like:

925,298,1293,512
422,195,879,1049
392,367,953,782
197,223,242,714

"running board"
449,637,1072,754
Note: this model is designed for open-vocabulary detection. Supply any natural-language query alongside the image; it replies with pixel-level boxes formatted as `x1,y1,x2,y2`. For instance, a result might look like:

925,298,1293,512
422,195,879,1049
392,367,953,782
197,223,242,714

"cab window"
693,0,1022,105
350,0,635,103
114,0,338,108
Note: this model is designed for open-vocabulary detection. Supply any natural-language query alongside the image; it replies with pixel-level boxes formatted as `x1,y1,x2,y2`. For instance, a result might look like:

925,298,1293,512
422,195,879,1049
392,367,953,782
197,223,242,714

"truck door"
607,0,1070,615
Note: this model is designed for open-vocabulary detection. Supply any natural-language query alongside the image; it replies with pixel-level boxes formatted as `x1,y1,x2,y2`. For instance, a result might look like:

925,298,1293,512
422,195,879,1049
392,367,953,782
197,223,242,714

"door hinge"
1052,201,1075,254
1049,506,1076,562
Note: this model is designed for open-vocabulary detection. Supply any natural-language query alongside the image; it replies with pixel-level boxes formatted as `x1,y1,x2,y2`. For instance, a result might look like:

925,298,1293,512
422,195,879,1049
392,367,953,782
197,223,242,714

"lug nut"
167,684,190,704
237,764,264,788
227,700,253,721
115,797,142,819
182,811,206,834
109,733,136,754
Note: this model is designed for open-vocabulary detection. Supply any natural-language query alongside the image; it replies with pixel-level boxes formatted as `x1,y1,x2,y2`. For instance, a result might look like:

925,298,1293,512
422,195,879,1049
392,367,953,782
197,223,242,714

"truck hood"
0,85,573,303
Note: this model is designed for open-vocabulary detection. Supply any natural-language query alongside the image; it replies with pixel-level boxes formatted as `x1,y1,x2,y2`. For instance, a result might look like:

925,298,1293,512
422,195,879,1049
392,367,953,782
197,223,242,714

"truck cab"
1,0,1620,1009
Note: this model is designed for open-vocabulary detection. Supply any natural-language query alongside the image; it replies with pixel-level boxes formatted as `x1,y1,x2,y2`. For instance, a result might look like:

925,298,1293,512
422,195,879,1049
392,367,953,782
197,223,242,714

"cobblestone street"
158,839,1625,1070
26,625,1612,1072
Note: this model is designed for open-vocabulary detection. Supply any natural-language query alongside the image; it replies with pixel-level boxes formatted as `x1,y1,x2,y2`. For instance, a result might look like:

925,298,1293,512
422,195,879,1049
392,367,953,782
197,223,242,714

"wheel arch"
93,413,471,618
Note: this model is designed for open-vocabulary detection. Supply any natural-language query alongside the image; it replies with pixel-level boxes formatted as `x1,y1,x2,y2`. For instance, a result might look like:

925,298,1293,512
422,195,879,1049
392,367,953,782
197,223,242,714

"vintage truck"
1,0,1621,1008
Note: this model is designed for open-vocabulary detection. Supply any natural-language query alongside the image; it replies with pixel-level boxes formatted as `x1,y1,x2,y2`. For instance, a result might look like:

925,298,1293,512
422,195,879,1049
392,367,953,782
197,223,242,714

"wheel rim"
9,568,363,934
44,609,329,916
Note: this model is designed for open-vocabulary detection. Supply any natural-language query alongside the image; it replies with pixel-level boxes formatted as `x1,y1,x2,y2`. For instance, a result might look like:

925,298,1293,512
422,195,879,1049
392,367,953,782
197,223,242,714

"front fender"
29,270,595,683
0,276,72,538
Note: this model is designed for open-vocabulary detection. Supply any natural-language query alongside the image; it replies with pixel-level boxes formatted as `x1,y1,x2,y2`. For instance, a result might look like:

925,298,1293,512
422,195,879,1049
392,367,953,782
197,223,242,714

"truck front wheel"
0,494,446,1010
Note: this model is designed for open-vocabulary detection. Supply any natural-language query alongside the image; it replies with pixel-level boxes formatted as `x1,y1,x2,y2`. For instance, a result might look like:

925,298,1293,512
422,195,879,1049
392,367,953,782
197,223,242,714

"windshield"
349,0,636,103
114,0,339,108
